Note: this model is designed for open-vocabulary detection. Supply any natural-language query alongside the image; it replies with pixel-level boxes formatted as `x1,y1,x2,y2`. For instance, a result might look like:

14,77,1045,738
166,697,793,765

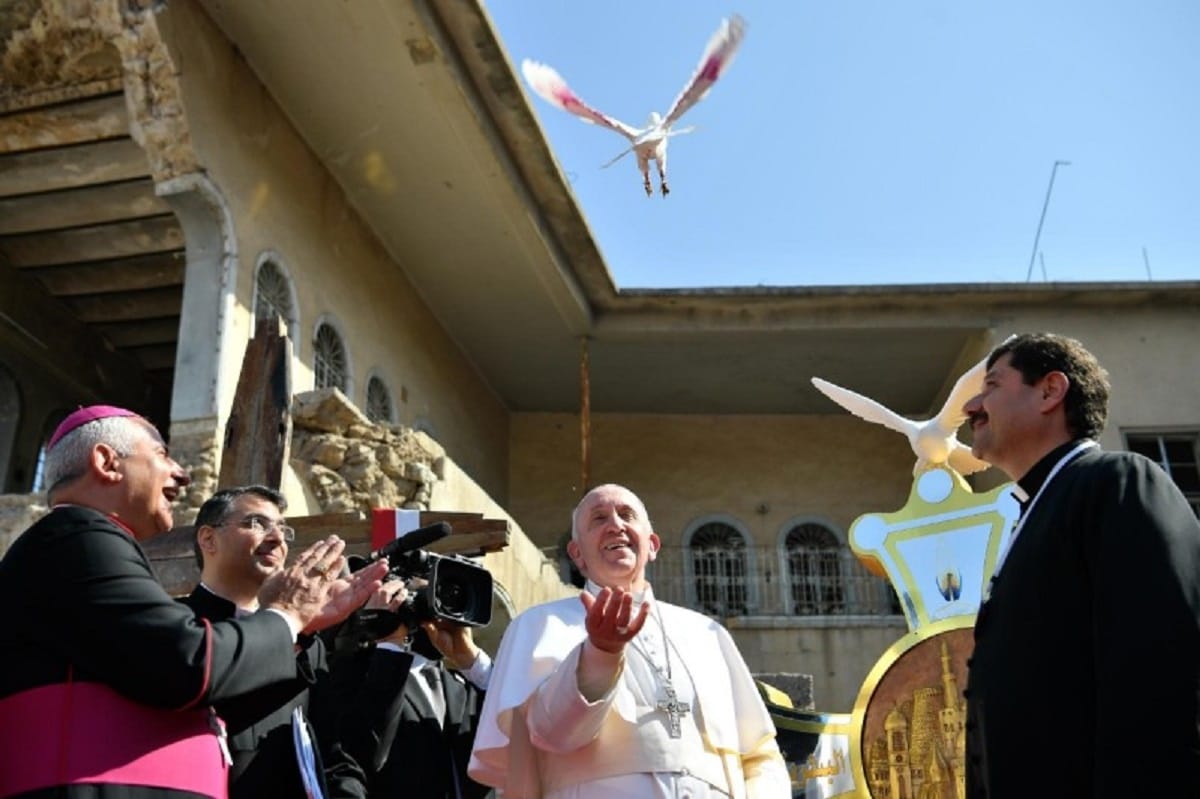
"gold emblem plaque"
784,467,1018,798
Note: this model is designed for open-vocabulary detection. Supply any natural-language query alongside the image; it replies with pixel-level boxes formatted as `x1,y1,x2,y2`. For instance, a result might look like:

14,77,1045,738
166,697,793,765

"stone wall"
0,493,46,554
289,388,444,516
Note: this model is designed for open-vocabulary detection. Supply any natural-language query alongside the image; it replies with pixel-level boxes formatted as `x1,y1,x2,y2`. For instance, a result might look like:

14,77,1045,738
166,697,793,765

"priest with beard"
962,334,1200,798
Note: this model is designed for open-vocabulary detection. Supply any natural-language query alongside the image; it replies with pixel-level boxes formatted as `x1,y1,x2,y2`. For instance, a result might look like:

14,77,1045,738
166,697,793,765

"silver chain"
627,603,674,683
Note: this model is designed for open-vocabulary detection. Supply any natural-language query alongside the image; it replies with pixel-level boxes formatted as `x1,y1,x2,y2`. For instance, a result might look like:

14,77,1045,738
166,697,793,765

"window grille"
689,522,747,616
1127,432,1200,518
785,522,845,615
254,260,294,330
313,323,348,392
365,375,394,423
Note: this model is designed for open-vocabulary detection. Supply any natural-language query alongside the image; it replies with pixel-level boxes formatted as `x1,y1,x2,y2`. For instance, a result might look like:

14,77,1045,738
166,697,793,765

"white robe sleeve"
468,598,588,797
527,642,623,753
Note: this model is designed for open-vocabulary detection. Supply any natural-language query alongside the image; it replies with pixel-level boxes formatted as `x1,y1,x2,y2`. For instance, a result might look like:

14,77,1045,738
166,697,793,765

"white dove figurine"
811,351,1000,477
521,15,746,197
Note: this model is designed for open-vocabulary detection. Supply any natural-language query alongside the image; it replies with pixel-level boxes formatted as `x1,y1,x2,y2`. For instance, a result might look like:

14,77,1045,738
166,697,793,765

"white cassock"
468,584,790,799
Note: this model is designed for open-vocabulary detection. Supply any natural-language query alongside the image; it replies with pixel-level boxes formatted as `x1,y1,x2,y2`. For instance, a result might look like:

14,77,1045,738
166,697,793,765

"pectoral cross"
656,684,691,739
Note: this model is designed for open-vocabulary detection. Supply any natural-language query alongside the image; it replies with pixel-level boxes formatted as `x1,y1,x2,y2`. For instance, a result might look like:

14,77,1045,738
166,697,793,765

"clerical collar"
1015,439,1092,512
584,579,654,606
198,582,256,617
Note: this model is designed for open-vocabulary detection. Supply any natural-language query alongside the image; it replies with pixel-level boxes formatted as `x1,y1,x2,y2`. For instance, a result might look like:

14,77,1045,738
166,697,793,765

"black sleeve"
327,646,415,777
216,634,323,734
18,510,299,708
1086,455,1200,794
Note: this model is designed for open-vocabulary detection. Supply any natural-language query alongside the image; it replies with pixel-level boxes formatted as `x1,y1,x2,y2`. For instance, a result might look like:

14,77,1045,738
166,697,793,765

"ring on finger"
615,625,629,635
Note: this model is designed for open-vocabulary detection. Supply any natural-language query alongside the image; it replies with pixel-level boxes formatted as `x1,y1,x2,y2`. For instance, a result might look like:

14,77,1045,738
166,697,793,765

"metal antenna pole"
1025,160,1071,282
1142,246,1153,280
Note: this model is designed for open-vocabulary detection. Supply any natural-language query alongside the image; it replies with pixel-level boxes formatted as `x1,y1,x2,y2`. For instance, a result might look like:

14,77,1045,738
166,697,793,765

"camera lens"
436,578,469,615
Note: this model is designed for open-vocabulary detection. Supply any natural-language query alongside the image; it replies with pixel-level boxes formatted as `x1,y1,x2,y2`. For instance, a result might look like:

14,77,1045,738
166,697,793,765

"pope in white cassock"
468,484,791,799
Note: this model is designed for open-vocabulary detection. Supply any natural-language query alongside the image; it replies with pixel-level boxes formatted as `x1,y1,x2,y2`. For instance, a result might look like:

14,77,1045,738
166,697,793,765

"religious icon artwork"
857,626,972,799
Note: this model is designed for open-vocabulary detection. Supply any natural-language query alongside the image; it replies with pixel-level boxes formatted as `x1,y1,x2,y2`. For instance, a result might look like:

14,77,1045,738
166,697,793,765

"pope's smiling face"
568,484,660,593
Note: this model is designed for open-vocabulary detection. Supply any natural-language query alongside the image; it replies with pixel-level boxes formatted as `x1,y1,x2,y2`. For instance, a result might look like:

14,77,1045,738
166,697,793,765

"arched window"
689,521,747,617
785,522,844,615
365,374,394,423
30,409,68,493
253,256,297,335
313,321,349,392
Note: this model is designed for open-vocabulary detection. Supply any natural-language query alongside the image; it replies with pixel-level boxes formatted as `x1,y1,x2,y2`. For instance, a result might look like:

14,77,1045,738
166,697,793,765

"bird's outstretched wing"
661,14,747,130
812,377,913,437
933,356,988,432
521,59,640,141
948,442,992,476
933,335,1017,432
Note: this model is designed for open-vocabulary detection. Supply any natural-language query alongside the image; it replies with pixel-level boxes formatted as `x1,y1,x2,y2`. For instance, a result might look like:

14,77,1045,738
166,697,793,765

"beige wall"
994,308,1200,445
509,413,916,550
729,618,909,710
155,1,511,498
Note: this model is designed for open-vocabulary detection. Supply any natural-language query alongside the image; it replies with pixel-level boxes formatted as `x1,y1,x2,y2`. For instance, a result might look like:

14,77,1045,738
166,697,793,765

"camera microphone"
367,521,451,563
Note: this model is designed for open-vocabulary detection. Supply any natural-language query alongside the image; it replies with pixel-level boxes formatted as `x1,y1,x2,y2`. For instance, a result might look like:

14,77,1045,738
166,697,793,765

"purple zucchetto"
47,405,140,451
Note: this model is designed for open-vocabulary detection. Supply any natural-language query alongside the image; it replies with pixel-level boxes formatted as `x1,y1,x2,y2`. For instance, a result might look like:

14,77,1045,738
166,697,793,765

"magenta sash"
0,681,228,798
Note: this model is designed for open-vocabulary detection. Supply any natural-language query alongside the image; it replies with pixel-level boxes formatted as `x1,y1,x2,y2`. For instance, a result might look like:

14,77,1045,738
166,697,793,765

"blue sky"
484,1,1200,288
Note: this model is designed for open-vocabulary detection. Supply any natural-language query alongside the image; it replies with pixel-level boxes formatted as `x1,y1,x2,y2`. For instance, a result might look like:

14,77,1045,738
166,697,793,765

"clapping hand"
259,536,389,633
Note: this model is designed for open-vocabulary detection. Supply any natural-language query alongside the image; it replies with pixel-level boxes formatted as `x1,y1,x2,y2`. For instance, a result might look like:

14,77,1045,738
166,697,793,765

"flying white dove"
811,351,1000,477
521,15,746,197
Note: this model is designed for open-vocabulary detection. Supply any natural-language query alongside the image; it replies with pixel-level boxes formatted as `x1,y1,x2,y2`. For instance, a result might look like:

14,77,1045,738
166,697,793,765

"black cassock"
181,586,366,799
966,441,1200,798
0,506,303,799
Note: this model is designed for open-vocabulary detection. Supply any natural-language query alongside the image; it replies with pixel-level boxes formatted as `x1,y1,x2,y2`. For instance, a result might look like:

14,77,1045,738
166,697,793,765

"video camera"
346,522,493,642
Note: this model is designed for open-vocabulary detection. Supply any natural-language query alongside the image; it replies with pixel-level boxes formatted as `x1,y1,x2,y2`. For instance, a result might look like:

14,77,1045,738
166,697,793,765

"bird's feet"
643,181,652,197
661,183,670,197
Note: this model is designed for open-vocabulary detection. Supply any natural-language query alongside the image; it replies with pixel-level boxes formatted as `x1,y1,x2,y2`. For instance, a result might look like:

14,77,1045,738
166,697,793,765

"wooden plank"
290,511,509,554
65,286,182,323
0,137,150,198
0,93,129,154
0,214,184,267
0,78,125,115
150,556,200,598
0,178,168,235
22,251,185,296
149,512,509,595
218,316,293,490
152,518,507,561
0,264,147,402
94,316,181,347
289,512,370,546
141,524,197,561
127,343,178,370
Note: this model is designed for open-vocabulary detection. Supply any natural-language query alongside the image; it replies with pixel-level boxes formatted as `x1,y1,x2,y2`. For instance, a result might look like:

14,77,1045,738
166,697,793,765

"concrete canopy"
197,0,1198,420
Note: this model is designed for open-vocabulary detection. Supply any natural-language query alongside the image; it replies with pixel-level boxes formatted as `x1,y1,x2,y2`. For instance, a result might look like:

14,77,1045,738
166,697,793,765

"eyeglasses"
221,514,296,542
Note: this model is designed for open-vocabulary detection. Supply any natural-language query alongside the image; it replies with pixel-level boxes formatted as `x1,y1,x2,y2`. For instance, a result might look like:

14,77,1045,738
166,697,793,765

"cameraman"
331,578,494,799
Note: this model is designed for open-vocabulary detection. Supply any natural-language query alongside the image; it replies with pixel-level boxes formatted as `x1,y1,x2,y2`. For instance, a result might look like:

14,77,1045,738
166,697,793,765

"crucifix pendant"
656,684,691,738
